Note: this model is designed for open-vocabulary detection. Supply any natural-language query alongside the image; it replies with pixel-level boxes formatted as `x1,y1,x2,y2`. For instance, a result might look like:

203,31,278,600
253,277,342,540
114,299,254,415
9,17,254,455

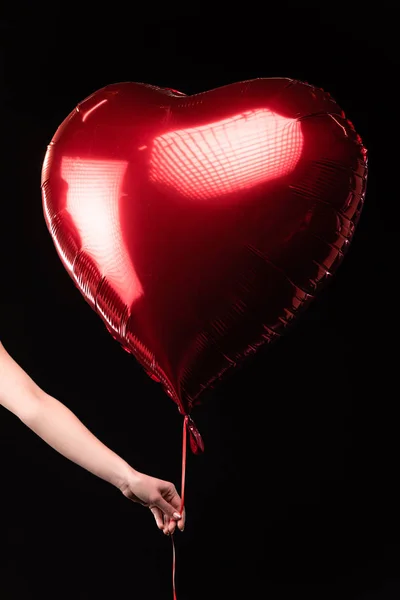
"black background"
0,5,399,599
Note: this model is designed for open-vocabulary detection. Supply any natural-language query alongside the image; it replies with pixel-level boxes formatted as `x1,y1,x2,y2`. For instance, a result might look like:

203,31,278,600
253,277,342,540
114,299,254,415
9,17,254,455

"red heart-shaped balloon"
42,78,367,450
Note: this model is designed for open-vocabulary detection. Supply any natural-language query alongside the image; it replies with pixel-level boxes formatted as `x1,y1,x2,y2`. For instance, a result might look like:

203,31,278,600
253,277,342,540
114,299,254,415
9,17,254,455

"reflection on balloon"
81,99,109,123
149,109,303,199
61,158,143,308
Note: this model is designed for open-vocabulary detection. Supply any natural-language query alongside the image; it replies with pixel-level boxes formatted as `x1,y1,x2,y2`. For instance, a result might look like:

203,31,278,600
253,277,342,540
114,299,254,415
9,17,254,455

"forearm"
22,392,134,489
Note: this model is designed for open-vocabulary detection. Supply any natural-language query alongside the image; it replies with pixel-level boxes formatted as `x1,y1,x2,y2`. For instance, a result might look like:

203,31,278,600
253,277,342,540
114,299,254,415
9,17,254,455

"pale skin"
0,341,185,535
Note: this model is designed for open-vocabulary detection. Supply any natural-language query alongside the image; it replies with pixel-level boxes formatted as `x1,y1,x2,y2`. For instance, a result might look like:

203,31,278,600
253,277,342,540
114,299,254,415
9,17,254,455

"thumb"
153,496,181,521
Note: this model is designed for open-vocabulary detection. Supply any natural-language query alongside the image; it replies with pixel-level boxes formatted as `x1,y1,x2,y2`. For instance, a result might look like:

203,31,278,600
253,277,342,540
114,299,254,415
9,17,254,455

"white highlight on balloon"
61,157,143,306
150,109,303,200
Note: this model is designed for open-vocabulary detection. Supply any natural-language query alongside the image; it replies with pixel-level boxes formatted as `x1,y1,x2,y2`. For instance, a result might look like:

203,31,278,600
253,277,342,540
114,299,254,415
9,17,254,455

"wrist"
112,460,139,491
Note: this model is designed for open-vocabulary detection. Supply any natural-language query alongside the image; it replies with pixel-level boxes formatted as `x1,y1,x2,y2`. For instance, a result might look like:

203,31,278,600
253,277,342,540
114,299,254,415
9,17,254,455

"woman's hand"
119,470,185,535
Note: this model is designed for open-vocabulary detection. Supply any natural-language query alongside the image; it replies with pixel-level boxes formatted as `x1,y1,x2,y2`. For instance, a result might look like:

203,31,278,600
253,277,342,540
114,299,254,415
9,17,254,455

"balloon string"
172,415,188,600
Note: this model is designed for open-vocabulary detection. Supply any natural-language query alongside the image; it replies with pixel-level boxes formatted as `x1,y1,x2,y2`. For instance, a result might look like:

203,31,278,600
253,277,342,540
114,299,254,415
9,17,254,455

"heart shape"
42,78,367,449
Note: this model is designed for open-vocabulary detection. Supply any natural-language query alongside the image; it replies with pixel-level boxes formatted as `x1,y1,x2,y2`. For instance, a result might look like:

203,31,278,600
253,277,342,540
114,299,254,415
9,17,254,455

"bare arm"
0,341,184,532
0,341,131,488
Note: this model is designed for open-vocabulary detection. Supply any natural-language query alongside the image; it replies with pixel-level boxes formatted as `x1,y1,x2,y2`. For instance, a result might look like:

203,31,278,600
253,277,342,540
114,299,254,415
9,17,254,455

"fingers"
150,506,175,535
155,496,182,523
150,483,187,535
150,507,164,531
158,513,174,536
168,496,185,532
166,514,176,535
163,507,185,535
165,511,184,535
151,499,185,535
164,487,185,532
166,508,185,534
177,507,186,532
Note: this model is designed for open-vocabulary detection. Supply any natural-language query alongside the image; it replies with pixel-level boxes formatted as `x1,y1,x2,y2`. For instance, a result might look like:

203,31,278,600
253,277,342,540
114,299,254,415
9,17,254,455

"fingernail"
173,512,181,520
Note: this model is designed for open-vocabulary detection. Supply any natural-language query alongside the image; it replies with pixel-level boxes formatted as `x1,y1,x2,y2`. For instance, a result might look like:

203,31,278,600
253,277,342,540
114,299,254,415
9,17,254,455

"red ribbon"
171,415,188,600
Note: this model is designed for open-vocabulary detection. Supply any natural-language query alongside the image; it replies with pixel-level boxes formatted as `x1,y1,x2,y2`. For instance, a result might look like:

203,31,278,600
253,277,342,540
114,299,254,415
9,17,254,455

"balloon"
41,79,367,452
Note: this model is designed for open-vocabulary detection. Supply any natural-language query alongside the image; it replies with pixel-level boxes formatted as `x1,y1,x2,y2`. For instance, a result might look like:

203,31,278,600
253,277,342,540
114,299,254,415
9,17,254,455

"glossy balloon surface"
42,78,367,450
